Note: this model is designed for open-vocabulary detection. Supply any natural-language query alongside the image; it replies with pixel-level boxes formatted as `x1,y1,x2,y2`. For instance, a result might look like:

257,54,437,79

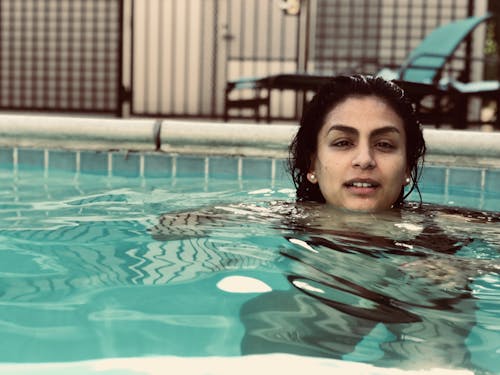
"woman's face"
309,95,409,212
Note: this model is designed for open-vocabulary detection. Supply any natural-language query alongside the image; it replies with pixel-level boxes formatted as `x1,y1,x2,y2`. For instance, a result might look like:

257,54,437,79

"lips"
344,179,380,188
343,179,380,196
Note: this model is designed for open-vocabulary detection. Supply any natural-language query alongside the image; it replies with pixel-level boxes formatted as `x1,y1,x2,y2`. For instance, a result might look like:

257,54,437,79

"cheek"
316,158,335,178
316,151,341,170
399,158,409,177
389,152,408,174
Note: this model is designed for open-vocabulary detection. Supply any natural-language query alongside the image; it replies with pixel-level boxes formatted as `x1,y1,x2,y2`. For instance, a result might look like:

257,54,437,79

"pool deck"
0,114,499,167
0,354,474,375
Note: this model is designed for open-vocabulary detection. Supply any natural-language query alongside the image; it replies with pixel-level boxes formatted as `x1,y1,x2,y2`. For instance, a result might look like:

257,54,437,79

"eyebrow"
327,125,401,137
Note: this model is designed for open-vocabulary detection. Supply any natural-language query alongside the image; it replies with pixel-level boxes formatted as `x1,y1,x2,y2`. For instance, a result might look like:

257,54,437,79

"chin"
341,201,392,213
324,196,395,213
345,206,379,213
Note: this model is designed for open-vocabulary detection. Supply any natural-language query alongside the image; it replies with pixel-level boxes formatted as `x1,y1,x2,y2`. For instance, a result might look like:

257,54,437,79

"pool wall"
0,114,499,201
1,114,499,162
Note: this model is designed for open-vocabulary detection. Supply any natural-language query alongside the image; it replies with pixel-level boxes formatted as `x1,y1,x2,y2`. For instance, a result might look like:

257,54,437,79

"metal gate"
128,0,302,119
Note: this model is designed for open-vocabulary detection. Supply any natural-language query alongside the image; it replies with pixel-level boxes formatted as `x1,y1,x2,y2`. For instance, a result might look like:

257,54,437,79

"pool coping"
0,114,499,166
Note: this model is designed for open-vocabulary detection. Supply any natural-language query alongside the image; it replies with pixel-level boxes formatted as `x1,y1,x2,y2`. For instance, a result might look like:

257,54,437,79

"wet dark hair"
288,74,426,206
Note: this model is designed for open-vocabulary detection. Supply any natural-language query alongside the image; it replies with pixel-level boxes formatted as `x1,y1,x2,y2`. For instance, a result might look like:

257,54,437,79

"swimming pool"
0,116,499,374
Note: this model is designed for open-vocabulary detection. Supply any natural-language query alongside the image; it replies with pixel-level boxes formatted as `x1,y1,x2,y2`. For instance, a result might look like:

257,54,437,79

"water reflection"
1,183,499,371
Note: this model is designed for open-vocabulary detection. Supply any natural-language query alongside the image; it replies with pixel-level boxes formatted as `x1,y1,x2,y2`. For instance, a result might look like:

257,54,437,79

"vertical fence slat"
156,0,163,114
210,0,220,117
183,0,191,114
67,0,74,110
79,0,86,110
54,0,60,107
197,0,206,113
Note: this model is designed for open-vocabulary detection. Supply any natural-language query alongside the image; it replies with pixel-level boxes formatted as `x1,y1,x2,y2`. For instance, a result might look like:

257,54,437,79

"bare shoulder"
148,201,300,241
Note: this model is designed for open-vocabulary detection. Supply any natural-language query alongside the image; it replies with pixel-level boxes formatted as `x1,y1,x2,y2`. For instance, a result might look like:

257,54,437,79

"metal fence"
0,0,124,115
0,0,493,121
313,0,477,74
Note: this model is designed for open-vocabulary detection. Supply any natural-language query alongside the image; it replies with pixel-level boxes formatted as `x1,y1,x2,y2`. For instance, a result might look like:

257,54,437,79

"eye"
330,139,353,148
375,141,396,151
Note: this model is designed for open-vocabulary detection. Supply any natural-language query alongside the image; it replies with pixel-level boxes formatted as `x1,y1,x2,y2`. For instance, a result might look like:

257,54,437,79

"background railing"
0,0,495,122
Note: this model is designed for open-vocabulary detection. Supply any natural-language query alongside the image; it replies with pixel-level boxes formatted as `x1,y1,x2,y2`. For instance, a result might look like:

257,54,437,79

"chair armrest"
443,79,500,94
226,76,270,91
399,52,452,81
400,53,498,83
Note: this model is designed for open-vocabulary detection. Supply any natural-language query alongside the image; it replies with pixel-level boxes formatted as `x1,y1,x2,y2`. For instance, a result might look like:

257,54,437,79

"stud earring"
307,172,317,183
405,177,411,185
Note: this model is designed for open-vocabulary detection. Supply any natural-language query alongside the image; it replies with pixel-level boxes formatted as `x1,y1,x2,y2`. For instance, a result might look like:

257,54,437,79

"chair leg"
453,93,468,129
223,87,231,122
223,105,229,123
496,94,500,130
265,89,271,123
433,96,441,128
254,88,261,123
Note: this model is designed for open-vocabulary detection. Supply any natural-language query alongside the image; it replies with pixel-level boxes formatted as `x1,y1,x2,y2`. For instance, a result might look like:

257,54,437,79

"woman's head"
288,74,426,212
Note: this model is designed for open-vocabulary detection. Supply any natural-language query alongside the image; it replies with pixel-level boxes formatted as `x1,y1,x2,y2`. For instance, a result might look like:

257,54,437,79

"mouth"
344,179,380,189
344,179,380,195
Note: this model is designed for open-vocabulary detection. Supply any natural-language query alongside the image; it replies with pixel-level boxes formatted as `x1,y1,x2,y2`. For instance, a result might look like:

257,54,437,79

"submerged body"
151,200,500,371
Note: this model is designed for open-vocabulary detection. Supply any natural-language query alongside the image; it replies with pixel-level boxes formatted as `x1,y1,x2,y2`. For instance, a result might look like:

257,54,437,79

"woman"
288,74,426,212
151,75,425,240
151,75,427,241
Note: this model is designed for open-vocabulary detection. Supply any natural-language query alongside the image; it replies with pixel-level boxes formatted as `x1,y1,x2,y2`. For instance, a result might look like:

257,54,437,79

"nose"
352,144,376,169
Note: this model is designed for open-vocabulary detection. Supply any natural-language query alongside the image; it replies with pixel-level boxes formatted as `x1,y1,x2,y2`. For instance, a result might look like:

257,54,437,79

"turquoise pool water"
0,148,499,374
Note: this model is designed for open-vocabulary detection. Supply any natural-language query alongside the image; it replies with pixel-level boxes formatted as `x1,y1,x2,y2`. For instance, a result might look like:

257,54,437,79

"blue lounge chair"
224,13,494,127
380,14,492,84
378,13,496,128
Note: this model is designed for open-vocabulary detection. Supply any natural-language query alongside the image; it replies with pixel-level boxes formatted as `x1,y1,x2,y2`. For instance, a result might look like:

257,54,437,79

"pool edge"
0,114,499,165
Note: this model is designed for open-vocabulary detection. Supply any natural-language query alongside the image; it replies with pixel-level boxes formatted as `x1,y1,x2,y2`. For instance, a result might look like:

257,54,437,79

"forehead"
322,95,405,134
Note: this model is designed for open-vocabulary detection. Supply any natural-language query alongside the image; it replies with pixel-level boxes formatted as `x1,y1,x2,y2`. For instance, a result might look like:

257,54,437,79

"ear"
403,169,411,186
307,171,317,184
307,154,318,184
